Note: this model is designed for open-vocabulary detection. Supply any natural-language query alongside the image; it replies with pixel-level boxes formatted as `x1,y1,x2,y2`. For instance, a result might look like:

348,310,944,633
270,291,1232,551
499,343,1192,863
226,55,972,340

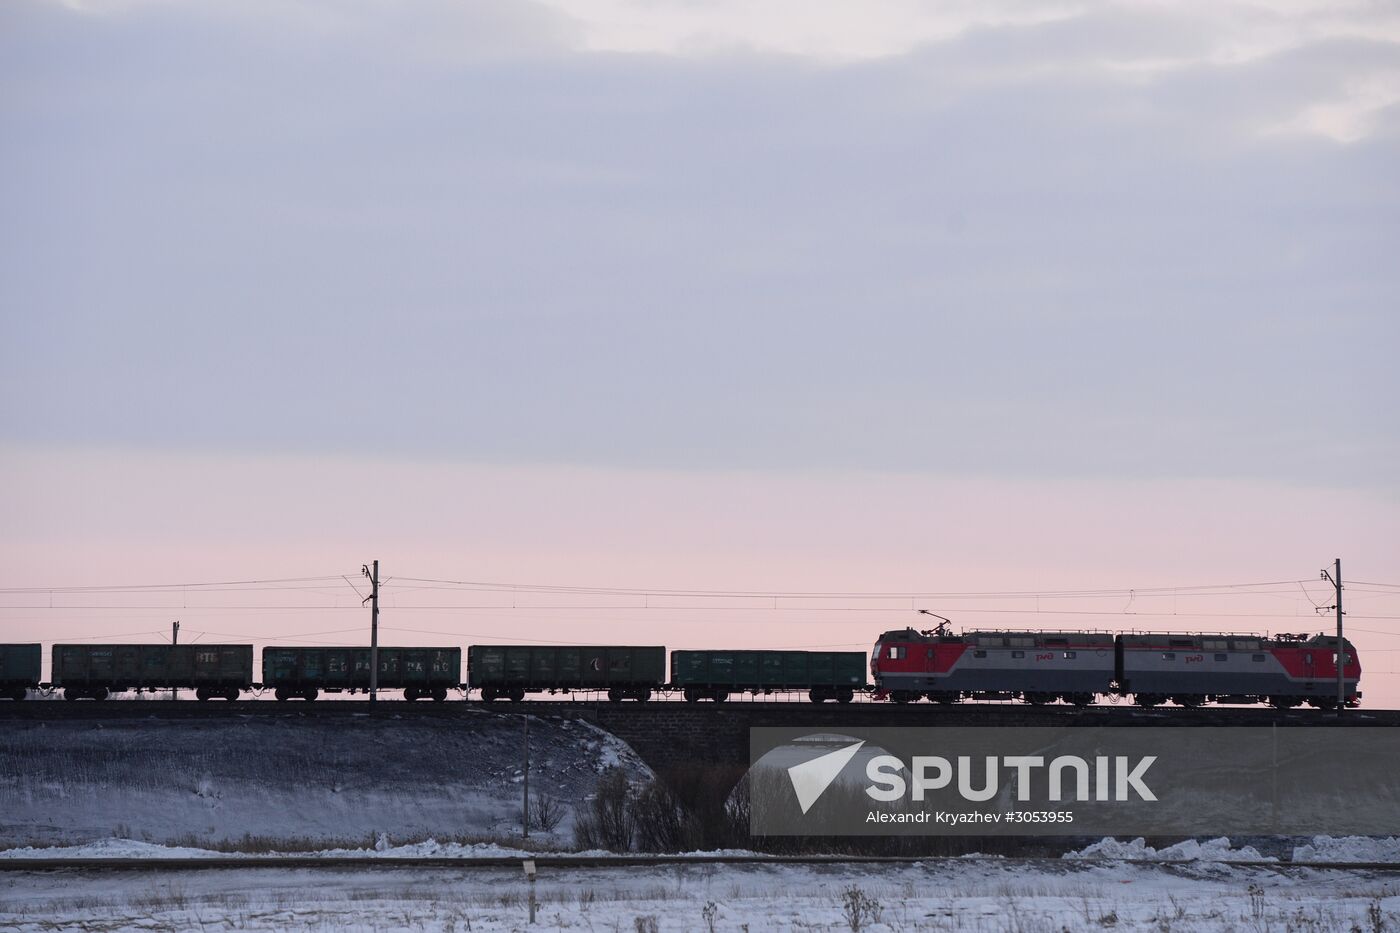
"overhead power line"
0,575,352,595
387,576,1352,600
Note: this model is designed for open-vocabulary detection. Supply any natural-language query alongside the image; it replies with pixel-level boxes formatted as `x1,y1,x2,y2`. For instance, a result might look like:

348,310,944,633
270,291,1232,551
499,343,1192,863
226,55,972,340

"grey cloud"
1,2,1396,488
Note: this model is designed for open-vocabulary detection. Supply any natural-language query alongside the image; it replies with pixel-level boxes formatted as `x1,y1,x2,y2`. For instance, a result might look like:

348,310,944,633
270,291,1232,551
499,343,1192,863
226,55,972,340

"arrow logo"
787,740,865,814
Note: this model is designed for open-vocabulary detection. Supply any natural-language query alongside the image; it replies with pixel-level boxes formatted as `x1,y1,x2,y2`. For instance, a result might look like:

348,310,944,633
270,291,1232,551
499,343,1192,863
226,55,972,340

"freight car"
670,649,867,703
467,645,665,702
0,644,41,700
871,627,1361,708
52,644,252,701
261,646,461,701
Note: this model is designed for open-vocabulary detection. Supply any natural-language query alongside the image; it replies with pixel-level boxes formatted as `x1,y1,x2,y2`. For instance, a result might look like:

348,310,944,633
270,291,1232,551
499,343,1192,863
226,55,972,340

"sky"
1,0,1397,701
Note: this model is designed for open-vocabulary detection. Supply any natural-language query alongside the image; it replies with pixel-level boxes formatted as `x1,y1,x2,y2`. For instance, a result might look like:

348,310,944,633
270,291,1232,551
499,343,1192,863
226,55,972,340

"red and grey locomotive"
872,627,1360,709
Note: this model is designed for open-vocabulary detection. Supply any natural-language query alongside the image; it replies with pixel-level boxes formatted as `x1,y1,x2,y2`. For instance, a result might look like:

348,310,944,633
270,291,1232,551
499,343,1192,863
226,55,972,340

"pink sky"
3,444,1396,705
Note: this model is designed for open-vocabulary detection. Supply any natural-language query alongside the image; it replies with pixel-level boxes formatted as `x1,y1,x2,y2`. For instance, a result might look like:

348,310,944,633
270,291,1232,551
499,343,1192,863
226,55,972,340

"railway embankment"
0,707,648,849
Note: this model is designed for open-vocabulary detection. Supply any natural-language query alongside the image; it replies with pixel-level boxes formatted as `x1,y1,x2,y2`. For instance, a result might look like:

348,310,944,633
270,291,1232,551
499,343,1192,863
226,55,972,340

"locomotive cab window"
1215,653,1228,661
1011,650,1024,659
1063,651,1076,659
1253,654,1266,662
1162,652,1176,660
887,646,905,660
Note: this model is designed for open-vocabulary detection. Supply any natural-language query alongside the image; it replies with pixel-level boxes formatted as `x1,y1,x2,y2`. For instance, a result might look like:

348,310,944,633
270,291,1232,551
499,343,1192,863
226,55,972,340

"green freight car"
670,649,869,703
467,645,665,702
261,646,461,701
52,644,252,701
0,644,41,701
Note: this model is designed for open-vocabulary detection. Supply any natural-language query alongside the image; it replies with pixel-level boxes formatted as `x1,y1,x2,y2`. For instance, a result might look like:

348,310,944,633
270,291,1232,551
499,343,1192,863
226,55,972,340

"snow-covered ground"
2,855,1399,932
0,710,649,848
6,714,1400,930
2,833,1397,865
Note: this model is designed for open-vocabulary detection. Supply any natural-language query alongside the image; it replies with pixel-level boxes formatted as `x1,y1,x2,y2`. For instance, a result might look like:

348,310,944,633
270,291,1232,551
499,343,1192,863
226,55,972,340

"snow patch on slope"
1064,836,1276,861
1292,835,1400,863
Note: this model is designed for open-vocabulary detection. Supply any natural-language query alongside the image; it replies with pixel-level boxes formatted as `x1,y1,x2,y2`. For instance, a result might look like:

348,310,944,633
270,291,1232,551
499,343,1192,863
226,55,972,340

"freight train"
0,625,1362,708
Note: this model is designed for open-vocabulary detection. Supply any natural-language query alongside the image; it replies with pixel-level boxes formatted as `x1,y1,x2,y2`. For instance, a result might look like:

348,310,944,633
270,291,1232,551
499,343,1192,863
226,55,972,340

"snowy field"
0,711,647,848
2,853,1400,932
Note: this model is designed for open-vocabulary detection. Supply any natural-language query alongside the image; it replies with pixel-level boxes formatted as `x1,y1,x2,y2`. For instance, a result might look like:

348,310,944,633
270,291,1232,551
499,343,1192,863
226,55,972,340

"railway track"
1,699,1397,725
3,854,1399,873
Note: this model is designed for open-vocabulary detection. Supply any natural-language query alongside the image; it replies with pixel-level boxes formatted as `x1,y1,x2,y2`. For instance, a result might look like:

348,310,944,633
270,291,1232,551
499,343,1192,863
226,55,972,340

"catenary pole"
171,620,179,701
363,561,380,706
1320,558,1345,716
1334,558,1344,714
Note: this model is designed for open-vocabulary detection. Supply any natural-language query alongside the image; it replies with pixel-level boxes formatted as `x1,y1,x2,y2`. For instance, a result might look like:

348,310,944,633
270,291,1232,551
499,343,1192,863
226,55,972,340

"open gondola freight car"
670,649,868,703
467,645,665,702
0,644,41,700
261,646,461,701
52,644,253,701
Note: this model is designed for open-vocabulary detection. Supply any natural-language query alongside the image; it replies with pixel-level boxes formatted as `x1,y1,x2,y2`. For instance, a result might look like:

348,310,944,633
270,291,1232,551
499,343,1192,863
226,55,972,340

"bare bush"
530,791,566,834
574,767,635,852
842,885,882,932
631,780,702,853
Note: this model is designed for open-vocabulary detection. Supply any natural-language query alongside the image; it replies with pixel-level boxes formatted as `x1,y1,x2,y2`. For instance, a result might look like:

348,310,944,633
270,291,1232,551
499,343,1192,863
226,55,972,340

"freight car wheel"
607,688,623,703
275,687,290,702
196,688,210,702
712,690,729,703
302,688,318,701
92,687,108,701
1134,694,1162,708
1024,692,1051,706
509,687,525,703
432,687,448,702
223,688,239,701
1066,693,1094,707
405,687,419,702
683,687,699,703
837,688,854,704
